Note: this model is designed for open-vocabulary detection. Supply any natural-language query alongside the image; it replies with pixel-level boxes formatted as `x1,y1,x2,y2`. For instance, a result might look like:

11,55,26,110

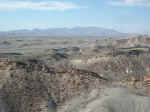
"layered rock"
0,59,107,112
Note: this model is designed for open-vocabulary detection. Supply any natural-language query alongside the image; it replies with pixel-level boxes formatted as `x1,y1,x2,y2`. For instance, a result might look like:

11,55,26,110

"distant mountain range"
0,27,128,37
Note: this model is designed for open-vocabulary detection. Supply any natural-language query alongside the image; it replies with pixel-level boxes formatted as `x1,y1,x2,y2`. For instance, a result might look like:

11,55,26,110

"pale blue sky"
0,0,150,33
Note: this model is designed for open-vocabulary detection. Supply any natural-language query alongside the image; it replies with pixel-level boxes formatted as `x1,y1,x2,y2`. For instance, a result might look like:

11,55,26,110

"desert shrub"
86,55,147,81
1,62,56,112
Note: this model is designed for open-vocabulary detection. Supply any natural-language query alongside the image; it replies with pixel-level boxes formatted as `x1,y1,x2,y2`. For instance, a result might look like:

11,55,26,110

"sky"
0,0,150,33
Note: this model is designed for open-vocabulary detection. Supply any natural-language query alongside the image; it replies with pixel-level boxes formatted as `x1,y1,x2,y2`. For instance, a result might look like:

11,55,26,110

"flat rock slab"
61,87,150,112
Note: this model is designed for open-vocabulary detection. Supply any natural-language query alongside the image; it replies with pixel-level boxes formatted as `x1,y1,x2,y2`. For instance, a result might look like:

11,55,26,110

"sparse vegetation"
0,36,150,112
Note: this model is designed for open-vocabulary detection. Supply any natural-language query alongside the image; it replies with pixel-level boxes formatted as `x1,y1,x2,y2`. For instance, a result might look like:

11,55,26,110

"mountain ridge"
0,27,128,37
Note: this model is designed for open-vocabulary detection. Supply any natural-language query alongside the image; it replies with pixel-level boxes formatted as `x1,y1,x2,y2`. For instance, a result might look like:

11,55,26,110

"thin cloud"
109,0,150,6
0,1,83,11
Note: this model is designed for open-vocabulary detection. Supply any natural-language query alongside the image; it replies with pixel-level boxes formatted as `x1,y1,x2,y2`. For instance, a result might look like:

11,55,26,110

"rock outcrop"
0,59,107,112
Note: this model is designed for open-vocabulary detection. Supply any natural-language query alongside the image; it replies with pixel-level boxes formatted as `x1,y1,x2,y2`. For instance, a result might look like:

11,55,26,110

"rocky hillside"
0,59,107,112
